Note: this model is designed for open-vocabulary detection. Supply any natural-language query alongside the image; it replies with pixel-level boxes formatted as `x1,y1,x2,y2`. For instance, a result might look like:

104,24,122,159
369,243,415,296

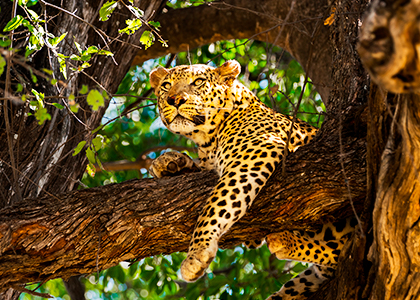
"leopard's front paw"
181,244,218,282
149,151,200,178
266,232,291,259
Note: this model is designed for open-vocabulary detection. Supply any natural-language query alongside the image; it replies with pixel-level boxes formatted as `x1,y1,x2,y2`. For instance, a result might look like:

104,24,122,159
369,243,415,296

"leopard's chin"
168,115,196,134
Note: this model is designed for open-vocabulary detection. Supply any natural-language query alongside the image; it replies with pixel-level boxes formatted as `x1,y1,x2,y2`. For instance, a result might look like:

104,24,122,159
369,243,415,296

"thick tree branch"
0,112,366,290
358,0,420,93
133,0,333,102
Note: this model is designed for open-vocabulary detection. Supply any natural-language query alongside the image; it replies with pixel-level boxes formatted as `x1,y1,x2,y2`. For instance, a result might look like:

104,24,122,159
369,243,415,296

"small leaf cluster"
99,0,166,49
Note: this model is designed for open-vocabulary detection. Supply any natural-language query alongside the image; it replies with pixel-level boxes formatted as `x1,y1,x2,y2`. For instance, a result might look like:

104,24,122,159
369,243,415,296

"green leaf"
74,39,82,54
86,46,98,54
140,30,154,49
70,54,81,61
0,34,11,47
128,6,144,18
101,90,109,100
81,62,91,69
52,103,64,109
57,55,67,79
97,49,114,56
92,125,103,134
30,72,37,83
87,89,104,111
92,135,103,150
79,85,89,94
119,19,142,35
70,103,79,113
31,89,44,102
30,100,39,107
73,141,86,156
80,53,91,61
49,32,67,47
34,107,51,125
99,1,118,21
16,83,23,92
51,78,58,85
26,8,39,21
148,21,160,28
22,19,35,32
57,53,69,59
4,15,24,31
42,68,53,75
0,55,5,77
86,147,96,164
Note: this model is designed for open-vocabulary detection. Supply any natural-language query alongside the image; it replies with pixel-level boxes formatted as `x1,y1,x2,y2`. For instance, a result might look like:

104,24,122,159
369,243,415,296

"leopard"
148,60,356,299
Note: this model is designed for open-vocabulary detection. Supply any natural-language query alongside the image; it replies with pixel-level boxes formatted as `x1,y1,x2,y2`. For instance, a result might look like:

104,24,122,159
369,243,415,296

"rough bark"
358,0,420,94
132,0,333,102
360,1,420,299
312,0,420,299
368,95,420,299
0,109,366,290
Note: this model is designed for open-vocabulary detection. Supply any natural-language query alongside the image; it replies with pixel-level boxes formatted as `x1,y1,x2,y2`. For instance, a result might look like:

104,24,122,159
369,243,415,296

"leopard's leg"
266,265,335,300
266,230,350,266
265,219,356,299
180,150,281,281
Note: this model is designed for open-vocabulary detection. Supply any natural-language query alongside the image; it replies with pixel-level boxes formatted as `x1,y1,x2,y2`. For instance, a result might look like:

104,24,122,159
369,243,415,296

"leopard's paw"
266,232,291,259
149,151,200,178
181,244,218,282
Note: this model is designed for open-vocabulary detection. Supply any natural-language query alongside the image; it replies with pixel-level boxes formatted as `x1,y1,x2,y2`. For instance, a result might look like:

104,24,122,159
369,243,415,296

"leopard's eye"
192,78,205,87
161,82,171,91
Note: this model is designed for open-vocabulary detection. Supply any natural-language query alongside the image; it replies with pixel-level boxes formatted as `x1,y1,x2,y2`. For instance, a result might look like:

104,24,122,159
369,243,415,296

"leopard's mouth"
192,115,205,125
170,114,205,126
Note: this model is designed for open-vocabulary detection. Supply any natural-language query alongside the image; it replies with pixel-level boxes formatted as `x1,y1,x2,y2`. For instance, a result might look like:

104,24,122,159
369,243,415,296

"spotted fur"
149,60,353,299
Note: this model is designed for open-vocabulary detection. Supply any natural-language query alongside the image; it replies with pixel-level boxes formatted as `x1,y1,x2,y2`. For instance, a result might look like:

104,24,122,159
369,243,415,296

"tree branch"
358,0,420,93
0,111,366,290
133,0,333,102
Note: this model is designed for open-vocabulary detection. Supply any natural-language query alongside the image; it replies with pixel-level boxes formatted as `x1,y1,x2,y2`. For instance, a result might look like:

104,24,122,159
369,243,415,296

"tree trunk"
312,0,420,299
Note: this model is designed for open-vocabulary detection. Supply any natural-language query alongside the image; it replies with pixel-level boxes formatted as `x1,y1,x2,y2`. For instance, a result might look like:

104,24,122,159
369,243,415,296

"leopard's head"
150,60,241,140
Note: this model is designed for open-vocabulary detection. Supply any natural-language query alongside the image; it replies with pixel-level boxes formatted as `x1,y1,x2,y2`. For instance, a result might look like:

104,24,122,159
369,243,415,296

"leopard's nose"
167,96,187,108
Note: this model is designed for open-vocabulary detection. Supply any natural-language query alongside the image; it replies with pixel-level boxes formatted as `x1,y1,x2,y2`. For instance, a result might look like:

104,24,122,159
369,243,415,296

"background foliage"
3,1,325,299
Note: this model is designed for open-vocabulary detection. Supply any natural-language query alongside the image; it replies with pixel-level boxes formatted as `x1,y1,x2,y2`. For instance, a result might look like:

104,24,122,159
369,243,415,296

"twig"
38,0,118,65
12,285,52,298
3,0,23,204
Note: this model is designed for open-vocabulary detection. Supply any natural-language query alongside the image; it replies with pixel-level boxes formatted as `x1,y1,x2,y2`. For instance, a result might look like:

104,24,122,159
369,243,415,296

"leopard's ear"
150,67,169,90
216,60,241,85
